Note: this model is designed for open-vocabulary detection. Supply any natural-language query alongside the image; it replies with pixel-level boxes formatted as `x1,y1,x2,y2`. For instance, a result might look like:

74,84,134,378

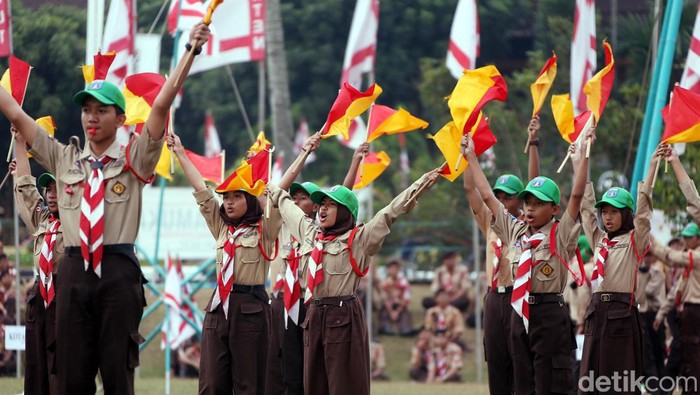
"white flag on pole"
102,0,136,87
293,118,316,164
446,0,480,79
570,0,596,115
336,117,367,150
167,0,206,35
680,1,700,93
340,0,379,89
161,255,201,350
204,111,223,158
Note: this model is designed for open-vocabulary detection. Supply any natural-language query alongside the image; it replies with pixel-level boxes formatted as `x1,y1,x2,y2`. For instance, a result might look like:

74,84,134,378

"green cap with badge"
310,185,359,220
681,222,700,237
517,176,561,205
38,173,56,188
73,80,126,113
290,181,321,197
594,187,634,210
492,174,524,195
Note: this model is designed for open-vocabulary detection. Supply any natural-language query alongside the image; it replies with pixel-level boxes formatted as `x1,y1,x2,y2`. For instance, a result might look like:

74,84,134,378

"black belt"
683,302,700,307
309,295,356,307
527,293,564,305
65,244,136,256
592,292,635,304
487,286,513,294
232,284,266,294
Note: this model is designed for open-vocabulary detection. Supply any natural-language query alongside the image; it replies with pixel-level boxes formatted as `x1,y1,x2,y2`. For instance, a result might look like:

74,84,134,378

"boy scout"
462,127,591,394
0,24,210,394
11,132,62,395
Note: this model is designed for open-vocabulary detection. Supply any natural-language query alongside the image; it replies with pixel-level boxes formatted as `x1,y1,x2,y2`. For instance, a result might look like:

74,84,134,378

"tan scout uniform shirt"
430,265,471,297
194,187,282,286
432,342,463,375
473,201,514,288
15,175,64,274
491,204,581,294
424,305,464,340
29,127,164,247
653,243,700,305
636,261,667,313
680,180,700,223
270,174,431,298
581,182,653,293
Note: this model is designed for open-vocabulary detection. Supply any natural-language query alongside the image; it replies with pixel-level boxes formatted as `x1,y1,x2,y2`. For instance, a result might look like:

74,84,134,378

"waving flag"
123,72,166,126
571,0,597,114
470,112,497,156
341,0,379,88
551,94,593,145
102,0,135,87
583,41,615,123
167,0,206,35
184,149,225,184
366,105,428,143
430,122,466,182
661,86,700,144
681,3,700,93
216,148,270,196
82,52,116,85
0,55,32,105
249,131,272,154
448,65,507,134
161,255,202,350
294,118,317,164
353,151,390,189
204,110,223,157
320,82,382,140
35,116,56,137
446,0,480,79
530,53,557,117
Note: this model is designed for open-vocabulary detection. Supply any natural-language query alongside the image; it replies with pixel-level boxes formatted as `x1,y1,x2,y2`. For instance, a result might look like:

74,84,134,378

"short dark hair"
387,259,401,268
0,270,10,279
439,251,458,262
0,253,7,261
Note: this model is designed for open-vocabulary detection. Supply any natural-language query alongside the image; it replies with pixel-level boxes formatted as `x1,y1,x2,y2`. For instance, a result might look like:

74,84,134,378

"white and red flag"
204,110,223,157
102,0,136,87
293,118,317,164
337,117,368,150
167,0,206,36
340,0,379,89
680,1,700,93
446,0,480,79
0,0,12,57
570,0,596,114
162,255,202,350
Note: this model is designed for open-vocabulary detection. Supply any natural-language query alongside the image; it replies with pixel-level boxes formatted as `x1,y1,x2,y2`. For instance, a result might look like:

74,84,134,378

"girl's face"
222,191,248,220
600,205,622,233
318,197,338,229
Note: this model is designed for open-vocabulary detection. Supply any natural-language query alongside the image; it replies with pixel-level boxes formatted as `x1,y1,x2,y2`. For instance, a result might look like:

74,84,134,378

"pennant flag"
661,86,700,144
82,52,116,85
340,0,379,88
184,149,225,184
293,118,317,164
583,41,615,123
167,0,205,35
35,116,56,138
530,52,558,117
446,0,480,79
320,82,382,140
551,94,593,144
571,0,597,114
123,72,166,126
204,110,222,158
470,112,497,156
353,151,390,189
161,255,202,350
681,3,700,93
366,105,429,143
429,122,468,182
448,65,507,134
216,148,270,196
249,131,272,154
0,55,32,106
102,0,135,86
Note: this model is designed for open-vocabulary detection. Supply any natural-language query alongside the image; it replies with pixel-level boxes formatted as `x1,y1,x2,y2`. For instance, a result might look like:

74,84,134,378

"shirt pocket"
32,228,47,257
104,174,131,204
533,248,557,282
238,231,261,265
57,172,85,210
324,241,350,275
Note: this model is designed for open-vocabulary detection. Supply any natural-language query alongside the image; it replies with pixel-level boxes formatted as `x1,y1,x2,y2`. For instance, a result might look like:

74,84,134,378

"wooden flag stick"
556,151,571,174
5,134,14,162
523,135,531,154
454,154,464,171
0,169,11,191
168,104,175,174
651,157,662,187
404,162,446,208
358,154,366,178
265,146,275,218
664,157,669,174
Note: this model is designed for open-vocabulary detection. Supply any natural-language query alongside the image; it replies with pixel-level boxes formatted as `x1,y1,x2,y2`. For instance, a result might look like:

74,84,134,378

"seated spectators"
379,260,413,336
177,337,201,377
409,330,434,382
425,289,466,350
370,340,389,381
423,252,471,313
427,331,462,383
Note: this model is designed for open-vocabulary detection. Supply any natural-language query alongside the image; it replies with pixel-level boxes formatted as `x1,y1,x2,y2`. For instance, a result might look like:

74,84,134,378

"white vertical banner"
680,1,700,93
102,0,135,87
446,0,480,79
86,0,105,65
204,110,223,158
340,0,379,89
134,33,161,74
570,0,596,114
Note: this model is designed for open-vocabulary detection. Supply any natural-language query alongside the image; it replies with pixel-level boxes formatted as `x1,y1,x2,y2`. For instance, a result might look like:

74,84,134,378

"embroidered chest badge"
540,263,554,277
112,181,126,195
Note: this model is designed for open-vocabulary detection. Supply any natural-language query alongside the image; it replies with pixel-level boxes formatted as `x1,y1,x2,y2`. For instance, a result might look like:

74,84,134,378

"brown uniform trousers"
484,288,515,394
303,296,369,395
25,279,58,395
283,303,306,394
57,246,146,395
266,292,285,395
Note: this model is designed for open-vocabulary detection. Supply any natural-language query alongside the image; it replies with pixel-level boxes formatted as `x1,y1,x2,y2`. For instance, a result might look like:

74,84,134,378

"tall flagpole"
86,0,105,65
12,150,21,378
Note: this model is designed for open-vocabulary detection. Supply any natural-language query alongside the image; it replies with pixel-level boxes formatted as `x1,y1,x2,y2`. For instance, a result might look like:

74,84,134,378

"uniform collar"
79,138,122,161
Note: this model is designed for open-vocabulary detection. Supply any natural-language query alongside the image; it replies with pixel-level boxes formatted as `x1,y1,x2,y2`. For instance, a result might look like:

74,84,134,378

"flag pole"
169,105,175,174
220,150,226,184
359,105,374,178
266,146,275,218
0,169,11,191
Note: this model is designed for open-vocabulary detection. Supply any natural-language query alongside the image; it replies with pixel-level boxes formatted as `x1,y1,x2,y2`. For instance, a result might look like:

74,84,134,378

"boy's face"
495,190,521,217
81,97,126,145
292,190,317,218
684,235,700,250
45,180,58,214
522,194,559,231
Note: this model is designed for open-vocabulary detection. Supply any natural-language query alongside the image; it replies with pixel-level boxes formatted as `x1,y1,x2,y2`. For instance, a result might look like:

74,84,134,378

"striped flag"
320,82,382,140
446,0,480,79
294,118,317,164
102,0,136,87
204,110,222,158
571,0,596,114
162,255,202,350
680,1,700,93
167,0,206,36
353,151,390,189
0,55,32,106
340,0,379,89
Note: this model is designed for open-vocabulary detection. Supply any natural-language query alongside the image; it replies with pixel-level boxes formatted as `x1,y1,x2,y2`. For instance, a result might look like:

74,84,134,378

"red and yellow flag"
353,151,391,189
184,149,225,184
26,116,56,159
470,112,497,156
448,65,507,134
366,105,428,143
429,122,467,182
661,86,700,144
123,72,166,126
249,131,272,154
583,41,615,123
82,51,116,84
216,148,270,196
320,82,382,140
530,52,557,117
551,94,592,144
0,55,32,105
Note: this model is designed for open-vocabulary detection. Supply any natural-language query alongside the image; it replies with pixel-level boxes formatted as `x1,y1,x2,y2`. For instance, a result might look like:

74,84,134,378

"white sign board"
136,186,218,260
4,325,25,351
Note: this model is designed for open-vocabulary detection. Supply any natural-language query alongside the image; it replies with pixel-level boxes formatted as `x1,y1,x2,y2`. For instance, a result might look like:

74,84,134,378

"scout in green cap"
492,174,525,218
290,181,322,218
594,186,636,236
681,222,700,250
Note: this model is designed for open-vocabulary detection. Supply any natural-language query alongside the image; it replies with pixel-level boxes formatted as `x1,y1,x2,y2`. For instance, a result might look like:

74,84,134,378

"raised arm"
11,129,30,178
342,142,370,189
566,126,594,219
168,133,206,192
527,116,541,181
0,89,39,146
663,144,700,223
462,164,489,234
146,24,211,141
462,133,501,216
277,132,321,190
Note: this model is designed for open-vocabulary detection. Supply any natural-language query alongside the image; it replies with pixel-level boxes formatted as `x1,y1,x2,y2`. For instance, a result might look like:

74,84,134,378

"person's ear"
552,204,561,215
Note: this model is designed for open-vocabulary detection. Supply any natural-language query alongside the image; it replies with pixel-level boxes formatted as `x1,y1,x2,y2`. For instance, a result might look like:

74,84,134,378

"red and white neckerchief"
675,251,693,308
283,237,302,327
397,273,411,304
441,270,454,293
38,215,60,307
79,156,111,278
304,232,338,304
434,350,447,378
491,239,503,289
272,272,284,297
590,238,619,290
210,225,250,319
434,310,447,331
511,232,546,333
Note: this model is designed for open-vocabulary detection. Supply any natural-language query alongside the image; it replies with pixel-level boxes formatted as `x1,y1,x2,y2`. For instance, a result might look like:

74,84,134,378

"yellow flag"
428,122,468,182
155,143,173,181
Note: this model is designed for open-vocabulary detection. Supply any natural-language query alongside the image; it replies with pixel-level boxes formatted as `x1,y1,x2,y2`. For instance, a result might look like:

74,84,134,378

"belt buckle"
527,296,536,304
498,286,506,294
312,298,322,305
601,293,611,302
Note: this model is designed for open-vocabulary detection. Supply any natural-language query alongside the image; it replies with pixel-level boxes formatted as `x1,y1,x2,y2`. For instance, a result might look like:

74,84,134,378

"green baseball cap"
310,185,359,220
595,187,634,210
73,80,126,113
681,222,700,237
517,176,561,205
290,182,321,197
37,173,56,188
492,174,524,195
